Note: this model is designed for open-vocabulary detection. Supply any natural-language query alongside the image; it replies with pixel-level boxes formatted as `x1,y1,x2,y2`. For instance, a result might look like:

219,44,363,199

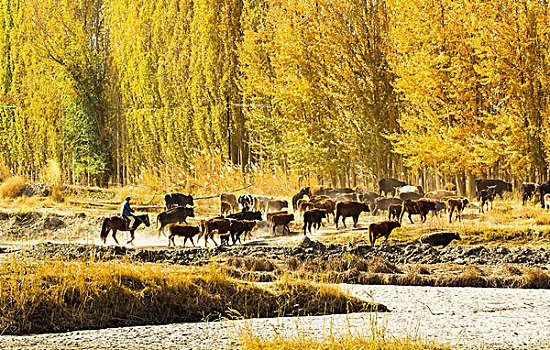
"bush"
0,176,25,198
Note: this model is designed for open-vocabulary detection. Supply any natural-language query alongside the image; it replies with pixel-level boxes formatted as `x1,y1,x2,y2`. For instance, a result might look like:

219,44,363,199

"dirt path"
1,284,549,349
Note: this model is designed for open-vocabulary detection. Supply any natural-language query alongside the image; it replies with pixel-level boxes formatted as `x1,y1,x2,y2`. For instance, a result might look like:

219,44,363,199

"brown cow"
335,201,370,229
368,220,401,247
220,201,232,216
444,183,457,191
229,219,257,244
388,204,402,221
297,200,314,215
204,218,231,246
310,185,330,196
447,197,469,223
314,199,336,220
168,224,201,247
271,213,294,234
309,195,331,203
400,199,436,224
220,193,239,212
266,199,289,213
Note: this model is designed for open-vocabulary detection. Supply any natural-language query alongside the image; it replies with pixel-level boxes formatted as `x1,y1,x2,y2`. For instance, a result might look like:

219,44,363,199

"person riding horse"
120,196,136,229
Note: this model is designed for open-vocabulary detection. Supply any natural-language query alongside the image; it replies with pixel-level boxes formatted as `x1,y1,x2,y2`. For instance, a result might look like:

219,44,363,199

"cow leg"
408,213,414,224
449,208,454,223
342,217,347,229
272,224,277,235
189,237,195,247
353,215,359,228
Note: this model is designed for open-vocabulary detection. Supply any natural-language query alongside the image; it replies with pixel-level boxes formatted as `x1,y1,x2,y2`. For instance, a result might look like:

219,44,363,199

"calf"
168,224,201,247
368,220,401,247
521,182,538,205
266,199,289,213
303,209,326,235
229,220,257,244
360,191,382,209
335,201,370,229
400,199,436,224
373,197,402,215
544,193,550,210
220,193,239,212
434,200,447,216
479,186,496,213
297,199,314,215
204,218,231,246
220,201,232,216
447,197,469,223
420,231,461,248
388,203,402,221
271,213,295,235
399,199,421,224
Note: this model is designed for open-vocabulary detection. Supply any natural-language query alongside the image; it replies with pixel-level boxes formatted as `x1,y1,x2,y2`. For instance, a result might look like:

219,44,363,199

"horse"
100,214,150,245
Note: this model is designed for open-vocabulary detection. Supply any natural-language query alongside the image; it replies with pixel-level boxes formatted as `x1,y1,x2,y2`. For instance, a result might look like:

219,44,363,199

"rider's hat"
125,196,131,200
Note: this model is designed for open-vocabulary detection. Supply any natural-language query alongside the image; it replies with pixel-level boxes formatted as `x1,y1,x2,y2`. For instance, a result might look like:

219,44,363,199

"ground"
1,187,550,348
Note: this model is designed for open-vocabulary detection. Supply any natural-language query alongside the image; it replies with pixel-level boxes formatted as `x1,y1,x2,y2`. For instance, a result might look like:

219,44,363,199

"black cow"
292,188,310,210
475,179,512,199
164,193,194,211
303,209,326,235
479,186,496,213
238,194,255,211
521,182,539,205
399,192,423,201
373,197,403,215
378,178,406,196
226,211,263,221
539,180,550,208
157,206,195,236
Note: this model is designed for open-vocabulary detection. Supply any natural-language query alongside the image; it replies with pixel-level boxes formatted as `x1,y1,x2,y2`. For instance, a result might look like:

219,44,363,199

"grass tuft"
0,256,383,335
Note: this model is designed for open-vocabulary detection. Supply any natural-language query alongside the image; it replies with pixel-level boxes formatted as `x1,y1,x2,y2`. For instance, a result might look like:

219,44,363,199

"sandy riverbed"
1,284,549,349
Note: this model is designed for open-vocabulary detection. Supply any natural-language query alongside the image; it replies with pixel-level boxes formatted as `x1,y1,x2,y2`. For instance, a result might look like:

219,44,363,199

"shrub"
0,176,25,198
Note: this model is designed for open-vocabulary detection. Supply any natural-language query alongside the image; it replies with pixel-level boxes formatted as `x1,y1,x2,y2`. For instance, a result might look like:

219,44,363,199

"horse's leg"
103,228,110,244
112,229,120,245
127,230,135,245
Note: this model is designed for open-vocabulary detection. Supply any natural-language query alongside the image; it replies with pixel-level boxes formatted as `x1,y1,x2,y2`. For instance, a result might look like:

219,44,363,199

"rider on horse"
120,196,136,229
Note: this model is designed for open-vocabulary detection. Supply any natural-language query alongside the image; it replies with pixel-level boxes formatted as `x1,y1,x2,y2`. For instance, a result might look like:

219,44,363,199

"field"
0,183,550,349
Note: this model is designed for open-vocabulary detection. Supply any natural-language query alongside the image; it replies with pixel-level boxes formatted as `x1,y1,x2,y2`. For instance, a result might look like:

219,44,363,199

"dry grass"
0,256,383,335
0,176,25,198
239,318,449,350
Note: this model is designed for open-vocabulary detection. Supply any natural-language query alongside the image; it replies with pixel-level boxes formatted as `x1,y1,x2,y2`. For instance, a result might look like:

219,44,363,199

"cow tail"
100,218,109,241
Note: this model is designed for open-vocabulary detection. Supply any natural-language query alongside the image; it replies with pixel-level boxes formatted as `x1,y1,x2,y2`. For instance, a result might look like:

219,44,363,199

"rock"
43,217,66,230
299,237,326,250
22,183,52,197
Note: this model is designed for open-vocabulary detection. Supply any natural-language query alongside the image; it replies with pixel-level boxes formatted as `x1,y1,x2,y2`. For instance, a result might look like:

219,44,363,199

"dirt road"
1,284,549,349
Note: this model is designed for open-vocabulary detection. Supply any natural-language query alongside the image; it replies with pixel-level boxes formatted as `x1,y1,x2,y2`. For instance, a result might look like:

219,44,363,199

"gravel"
10,238,550,268
1,284,549,349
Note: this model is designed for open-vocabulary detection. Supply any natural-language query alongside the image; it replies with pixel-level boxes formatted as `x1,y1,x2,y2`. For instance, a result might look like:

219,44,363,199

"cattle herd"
107,177,550,248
